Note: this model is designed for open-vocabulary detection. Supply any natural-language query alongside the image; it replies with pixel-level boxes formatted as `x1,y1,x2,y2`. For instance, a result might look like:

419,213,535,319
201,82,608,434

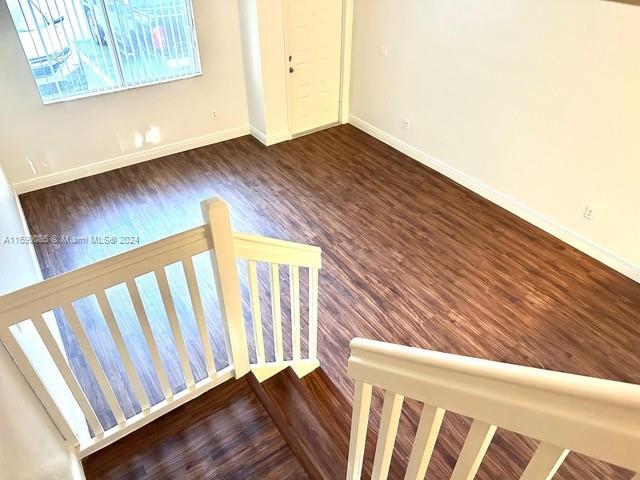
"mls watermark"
2,235,141,246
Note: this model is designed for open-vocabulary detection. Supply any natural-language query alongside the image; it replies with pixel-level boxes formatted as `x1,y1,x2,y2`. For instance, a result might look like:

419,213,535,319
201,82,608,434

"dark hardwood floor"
82,377,309,479
21,125,640,479
248,367,363,480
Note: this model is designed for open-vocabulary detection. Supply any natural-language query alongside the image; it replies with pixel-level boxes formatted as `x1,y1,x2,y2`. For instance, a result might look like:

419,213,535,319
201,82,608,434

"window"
6,0,202,104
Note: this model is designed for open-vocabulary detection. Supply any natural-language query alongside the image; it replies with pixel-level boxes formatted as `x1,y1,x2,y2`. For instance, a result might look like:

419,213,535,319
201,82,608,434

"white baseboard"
349,114,640,284
13,125,251,194
249,126,268,145
267,130,292,145
250,126,291,146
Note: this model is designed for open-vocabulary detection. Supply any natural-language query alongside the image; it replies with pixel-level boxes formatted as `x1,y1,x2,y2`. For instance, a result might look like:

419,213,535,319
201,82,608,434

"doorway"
285,0,343,135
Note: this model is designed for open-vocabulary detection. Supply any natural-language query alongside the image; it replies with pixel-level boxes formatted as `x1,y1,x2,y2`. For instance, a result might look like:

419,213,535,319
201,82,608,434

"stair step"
249,367,359,480
82,378,309,480
251,359,320,382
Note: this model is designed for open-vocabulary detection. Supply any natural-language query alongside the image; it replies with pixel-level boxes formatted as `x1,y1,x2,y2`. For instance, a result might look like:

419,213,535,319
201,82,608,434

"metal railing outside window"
6,0,202,104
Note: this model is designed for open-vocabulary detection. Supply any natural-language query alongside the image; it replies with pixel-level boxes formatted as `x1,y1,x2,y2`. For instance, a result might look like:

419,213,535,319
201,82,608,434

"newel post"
201,198,250,377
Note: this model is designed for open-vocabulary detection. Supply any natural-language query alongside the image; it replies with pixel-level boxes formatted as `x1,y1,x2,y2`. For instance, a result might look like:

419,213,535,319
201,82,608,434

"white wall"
239,0,290,145
240,0,268,135
0,0,250,191
255,0,289,140
350,0,640,280
0,165,84,480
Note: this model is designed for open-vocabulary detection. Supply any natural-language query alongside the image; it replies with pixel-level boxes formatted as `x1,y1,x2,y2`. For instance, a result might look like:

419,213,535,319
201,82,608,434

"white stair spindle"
289,265,301,360
347,380,373,480
95,290,150,411
155,267,195,388
248,260,265,364
125,278,173,399
308,267,319,360
519,443,569,480
372,390,404,480
270,263,284,362
450,420,497,480
404,405,445,480
181,256,217,377
63,303,126,425
32,314,103,435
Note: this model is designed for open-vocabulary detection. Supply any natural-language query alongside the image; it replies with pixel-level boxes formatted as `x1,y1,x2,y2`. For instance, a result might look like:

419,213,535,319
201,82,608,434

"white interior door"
285,0,343,135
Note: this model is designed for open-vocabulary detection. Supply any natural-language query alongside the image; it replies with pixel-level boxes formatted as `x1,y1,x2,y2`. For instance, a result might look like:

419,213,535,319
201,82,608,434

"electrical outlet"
402,119,410,130
212,111,217,119
583,206,594,221
378,45,388,57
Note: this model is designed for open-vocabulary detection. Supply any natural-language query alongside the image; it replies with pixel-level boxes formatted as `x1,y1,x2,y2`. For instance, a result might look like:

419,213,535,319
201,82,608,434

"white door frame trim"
281,0,293,137
339,0,354,124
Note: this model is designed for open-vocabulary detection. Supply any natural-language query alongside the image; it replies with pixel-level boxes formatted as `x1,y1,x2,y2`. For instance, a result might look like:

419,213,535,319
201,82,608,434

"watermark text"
3,235,141,246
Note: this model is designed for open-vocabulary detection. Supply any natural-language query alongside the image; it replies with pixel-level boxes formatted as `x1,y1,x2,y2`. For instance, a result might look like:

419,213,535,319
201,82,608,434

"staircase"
249,366,355,479
81,366,353,479
0,197,322,466
2,197,639,479
81,340,640,480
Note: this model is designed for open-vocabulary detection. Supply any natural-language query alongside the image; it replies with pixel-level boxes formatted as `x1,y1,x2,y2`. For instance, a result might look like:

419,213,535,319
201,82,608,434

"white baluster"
248,260,265,364
155,267,195,388
289,265,301,360
308,267,319,360
95,291,150,411
450,420,496,480
404,405,445,480
519,443,569,480
182,257,217,377
372,391,404,480
270,263,284,362
63,303,125,425
32,314,103,435
347,380,373,480
125,279,173,399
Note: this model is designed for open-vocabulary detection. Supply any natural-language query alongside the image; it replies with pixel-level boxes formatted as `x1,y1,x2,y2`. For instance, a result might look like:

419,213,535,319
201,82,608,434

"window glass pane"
8,1,48,31
103,0,199,86
6,0,201,104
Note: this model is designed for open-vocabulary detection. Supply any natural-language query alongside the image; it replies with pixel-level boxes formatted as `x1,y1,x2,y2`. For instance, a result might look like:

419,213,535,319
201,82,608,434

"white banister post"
201,198,250,377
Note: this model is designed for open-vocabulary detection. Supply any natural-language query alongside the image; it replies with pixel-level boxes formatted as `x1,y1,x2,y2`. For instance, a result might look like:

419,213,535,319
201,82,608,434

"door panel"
286,0,342,135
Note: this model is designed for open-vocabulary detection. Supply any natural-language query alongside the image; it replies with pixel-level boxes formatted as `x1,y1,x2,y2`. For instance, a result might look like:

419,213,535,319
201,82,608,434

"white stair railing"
0,198,321,458
346,338,640,480
234,232,321,381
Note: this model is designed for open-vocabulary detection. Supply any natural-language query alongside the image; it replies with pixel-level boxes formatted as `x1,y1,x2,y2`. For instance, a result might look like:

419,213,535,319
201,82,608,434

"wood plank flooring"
20,125,640,479
248,367,366,480
82,377,309,479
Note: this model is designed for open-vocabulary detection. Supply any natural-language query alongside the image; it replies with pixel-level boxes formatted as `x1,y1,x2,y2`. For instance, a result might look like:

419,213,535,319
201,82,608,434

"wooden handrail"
346,338,640,479
0,231,321,326
349,338,640,410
